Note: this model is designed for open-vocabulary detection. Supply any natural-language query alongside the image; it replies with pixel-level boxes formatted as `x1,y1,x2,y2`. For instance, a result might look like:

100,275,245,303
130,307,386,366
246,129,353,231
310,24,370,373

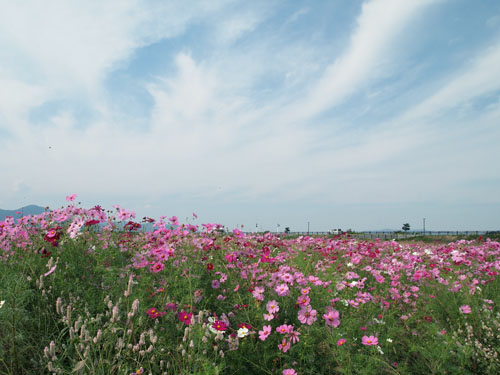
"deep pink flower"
178,310,192,325
337,338,346,346
212,320,228,331
146,307,164,319
361,335,378,346
283,369,297,375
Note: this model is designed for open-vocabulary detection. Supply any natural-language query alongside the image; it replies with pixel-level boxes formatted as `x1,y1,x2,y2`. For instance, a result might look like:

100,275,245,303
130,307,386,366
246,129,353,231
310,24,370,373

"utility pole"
307,221,310,235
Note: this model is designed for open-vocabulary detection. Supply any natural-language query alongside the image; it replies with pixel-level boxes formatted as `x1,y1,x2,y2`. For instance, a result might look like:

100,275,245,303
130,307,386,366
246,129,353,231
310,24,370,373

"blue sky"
1,0,500,231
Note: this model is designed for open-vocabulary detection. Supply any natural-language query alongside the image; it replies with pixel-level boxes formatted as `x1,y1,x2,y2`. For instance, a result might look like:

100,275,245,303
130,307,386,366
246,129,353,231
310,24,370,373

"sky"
1,0,500,232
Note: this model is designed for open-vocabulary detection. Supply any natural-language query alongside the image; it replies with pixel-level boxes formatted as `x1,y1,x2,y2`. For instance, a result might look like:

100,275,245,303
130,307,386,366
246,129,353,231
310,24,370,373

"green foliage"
1,221,499,375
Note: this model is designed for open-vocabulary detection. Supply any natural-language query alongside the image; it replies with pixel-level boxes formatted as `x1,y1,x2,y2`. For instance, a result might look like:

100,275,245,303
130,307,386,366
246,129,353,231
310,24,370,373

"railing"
274,230,498,239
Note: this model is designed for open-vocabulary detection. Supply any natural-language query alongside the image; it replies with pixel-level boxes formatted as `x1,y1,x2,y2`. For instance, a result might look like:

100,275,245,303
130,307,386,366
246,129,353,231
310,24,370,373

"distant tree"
402,223,410,232
284,227,290,234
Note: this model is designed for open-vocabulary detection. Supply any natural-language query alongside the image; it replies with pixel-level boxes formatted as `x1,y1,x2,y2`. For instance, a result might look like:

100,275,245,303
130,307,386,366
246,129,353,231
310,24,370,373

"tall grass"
1,203,499,374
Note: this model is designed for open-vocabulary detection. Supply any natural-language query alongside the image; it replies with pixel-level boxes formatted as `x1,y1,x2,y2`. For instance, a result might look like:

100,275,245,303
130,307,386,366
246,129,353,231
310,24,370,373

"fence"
277,230,497,240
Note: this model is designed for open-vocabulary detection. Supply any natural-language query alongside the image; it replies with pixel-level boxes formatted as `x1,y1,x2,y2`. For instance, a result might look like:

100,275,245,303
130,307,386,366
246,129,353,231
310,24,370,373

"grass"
1,203,499,374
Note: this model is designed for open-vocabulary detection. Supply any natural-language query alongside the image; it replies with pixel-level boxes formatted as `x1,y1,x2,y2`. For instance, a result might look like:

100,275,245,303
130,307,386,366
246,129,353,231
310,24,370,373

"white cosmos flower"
0,300,5,308
237,327,249,338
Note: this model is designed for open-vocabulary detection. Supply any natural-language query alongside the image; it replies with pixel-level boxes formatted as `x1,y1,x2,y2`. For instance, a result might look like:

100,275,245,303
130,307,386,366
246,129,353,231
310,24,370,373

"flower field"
1,198,499,375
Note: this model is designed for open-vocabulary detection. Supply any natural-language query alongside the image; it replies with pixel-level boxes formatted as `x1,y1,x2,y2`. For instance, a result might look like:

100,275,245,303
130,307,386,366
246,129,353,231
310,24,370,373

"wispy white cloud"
402,42,500,121
285,0,439,121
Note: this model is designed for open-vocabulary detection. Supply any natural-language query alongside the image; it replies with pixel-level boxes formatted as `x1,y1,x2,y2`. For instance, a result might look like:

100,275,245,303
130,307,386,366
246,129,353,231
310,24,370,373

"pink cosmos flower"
212,280,220,289
263,313,274,321
298,305,317,325
297,295,310,306
361,335,378,346
275,283,289,297
288,328,301,344
460,305,471,314
278,338,291,353
65,194,77,202
337,338,346,346
252,286,265,301
258,325,272,341
323,307,340,327
283,369,297,375
150,262,164,273
225,252,237,263
266,300,279,314
300,287,311,295
276,324,293,334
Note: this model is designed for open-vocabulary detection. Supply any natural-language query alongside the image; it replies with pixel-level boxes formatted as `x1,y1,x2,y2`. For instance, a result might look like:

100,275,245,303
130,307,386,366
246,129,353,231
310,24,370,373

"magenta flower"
212,320,228,331
298,305,317,325
146,307,164,319
337,338,346,346
283,369,297,375
361,335,378,346
460,305,471,314
266,300,279,314
178,310,192,325
258,325,272,341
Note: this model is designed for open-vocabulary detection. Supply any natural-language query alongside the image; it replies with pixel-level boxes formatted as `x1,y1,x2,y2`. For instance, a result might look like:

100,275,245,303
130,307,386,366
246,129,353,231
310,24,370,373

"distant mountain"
0,205,46,221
